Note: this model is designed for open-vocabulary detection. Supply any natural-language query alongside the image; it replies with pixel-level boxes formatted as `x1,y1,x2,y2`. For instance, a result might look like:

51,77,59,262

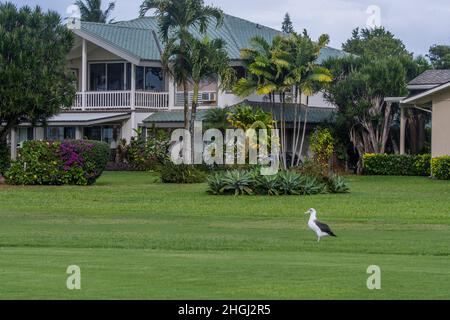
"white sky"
13,0,450,56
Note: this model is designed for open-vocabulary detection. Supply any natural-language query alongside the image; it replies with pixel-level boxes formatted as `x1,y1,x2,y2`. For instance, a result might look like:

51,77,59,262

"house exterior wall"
432,89,450,157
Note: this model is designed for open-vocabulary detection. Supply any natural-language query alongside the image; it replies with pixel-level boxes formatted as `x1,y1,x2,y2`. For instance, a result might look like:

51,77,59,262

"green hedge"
363,154,431,176
5,140,109,185
431,156,450,180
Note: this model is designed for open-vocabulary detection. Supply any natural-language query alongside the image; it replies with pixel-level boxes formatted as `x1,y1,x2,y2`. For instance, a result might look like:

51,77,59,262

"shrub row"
207,169,350,196
5,140,109,185
363,154,431,176
431,156,450,180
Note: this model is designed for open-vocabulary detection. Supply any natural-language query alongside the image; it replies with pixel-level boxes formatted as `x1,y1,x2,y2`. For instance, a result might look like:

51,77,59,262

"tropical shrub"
160,162,207,184
0,142,10,175
254,174,280,196
227,105,274,131
220,170,254,195
310,128,334,172
277,171,301,195
363,154,431,176
431,156,450,180
115,129,170,171
299,175,326,195
207,172,228,195
5,140,109,185
327,174,350,193
293,159,329,183
207,169,344,196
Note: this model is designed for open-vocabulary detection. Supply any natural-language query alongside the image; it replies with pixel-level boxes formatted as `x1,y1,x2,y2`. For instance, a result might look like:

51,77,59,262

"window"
107,63,125,91
136,66,165,91
89,63,165,92
84,127,102,141
89,63,107,91
46,127,75,141
83,126,120,149
18,128,34,144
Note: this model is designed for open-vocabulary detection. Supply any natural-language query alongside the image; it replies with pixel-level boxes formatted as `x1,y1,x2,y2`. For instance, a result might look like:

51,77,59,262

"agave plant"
207,172,227,195
221,170,254,196
327,174,350,194
277,171,302,195
299,175,326,195
254,175,280,196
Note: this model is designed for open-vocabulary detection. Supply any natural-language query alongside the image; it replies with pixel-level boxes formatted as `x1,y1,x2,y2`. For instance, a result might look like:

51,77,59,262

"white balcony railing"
175,91,218,107
135,91,169,109
71,91,169,110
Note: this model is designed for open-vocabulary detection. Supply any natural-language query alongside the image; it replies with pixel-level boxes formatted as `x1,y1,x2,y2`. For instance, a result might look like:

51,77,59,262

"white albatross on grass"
305,208,337,242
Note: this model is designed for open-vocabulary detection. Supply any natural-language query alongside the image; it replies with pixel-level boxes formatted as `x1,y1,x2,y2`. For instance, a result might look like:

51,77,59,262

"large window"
18,128,34,144
89,63,107,91
83,126,120,149
136,66,165,91
107,63,125,91
89,62,164,92
46,127,76,141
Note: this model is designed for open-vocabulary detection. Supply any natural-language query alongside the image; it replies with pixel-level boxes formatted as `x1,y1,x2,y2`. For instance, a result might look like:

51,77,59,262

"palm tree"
283,31,332,166
164,35,235,159
75,0,116,23
234,35,294,169
140,0,224,130
234,32,332,169
187,37,235,134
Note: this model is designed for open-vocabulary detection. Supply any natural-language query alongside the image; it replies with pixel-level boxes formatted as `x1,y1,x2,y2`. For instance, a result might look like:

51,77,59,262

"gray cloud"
13,0,450,55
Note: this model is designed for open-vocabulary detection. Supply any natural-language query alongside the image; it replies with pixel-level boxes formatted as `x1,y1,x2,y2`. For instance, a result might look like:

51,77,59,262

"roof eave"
402,82,450,104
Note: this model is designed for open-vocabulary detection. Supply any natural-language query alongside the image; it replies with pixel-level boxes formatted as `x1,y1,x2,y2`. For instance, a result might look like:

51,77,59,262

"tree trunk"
183,79,190,131
297,96,310,166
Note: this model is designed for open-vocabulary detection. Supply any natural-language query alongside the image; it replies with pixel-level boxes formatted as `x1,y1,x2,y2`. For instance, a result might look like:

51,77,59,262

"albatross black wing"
315,220,337,237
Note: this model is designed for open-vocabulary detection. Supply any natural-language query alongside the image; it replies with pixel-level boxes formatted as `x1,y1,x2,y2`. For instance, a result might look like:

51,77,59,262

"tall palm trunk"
297,96,309,166
190,82,200,137
183,79,190,130
190,82,200,162
280,92,287,170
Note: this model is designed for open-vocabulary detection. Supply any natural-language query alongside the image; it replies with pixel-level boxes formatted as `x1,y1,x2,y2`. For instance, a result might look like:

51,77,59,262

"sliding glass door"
89,62,164,92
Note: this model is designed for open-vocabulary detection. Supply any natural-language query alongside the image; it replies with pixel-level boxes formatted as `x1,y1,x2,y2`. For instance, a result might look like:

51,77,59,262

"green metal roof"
143,102,336,125
80,22,162,60
80,14,347,62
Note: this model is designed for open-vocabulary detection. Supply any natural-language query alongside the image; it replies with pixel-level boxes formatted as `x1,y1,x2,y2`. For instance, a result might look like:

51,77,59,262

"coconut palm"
140,0,224,130
75,0,116,23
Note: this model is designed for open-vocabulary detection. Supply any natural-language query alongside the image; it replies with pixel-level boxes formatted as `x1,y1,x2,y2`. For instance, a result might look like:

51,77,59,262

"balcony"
70,91,170,110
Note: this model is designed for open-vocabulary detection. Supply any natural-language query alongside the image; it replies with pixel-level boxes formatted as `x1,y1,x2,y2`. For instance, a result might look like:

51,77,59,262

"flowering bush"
5,140,109,185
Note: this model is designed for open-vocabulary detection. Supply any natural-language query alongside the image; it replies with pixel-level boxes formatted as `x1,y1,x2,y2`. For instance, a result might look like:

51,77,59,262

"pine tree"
282,13,294,34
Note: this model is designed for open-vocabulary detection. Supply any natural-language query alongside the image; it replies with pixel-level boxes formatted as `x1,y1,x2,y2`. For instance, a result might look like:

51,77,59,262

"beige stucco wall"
432,89,450,157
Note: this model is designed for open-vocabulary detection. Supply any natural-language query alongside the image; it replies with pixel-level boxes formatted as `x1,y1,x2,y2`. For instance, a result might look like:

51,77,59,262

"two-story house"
8,14,346,161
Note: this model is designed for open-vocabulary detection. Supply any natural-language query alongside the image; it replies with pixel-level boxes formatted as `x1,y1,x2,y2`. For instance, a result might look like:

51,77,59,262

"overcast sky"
13,0,450,56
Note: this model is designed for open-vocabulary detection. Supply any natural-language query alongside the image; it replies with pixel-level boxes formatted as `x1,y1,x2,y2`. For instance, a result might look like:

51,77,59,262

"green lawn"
0,172,449,300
